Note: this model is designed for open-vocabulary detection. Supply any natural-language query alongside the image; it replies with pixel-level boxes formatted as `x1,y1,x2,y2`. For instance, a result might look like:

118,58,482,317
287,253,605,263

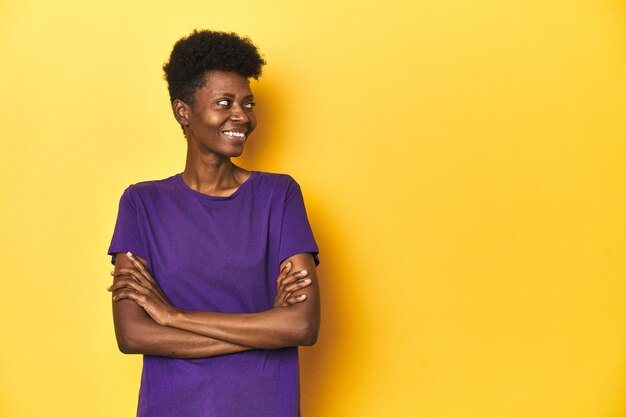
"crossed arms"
109,251,320,359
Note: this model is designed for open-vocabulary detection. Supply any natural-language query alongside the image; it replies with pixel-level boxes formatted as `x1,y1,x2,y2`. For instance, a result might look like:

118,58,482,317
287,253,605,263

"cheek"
201,112,228,129
248,113,258,130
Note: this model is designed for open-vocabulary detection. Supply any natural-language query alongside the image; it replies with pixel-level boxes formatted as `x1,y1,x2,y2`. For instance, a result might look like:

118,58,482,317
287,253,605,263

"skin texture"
111,252,319,351
173,70,258,193
109,70,320,356
111,253,252,358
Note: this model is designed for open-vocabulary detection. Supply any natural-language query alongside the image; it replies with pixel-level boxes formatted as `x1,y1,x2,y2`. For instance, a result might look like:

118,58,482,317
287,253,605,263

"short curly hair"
163,30,266,105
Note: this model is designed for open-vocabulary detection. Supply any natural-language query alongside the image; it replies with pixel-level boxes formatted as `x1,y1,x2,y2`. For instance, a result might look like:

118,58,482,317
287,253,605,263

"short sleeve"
107,186,149,265
278,178,320,267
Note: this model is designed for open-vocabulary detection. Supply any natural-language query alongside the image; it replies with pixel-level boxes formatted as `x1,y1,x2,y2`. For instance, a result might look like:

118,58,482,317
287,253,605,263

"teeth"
224,131,245,138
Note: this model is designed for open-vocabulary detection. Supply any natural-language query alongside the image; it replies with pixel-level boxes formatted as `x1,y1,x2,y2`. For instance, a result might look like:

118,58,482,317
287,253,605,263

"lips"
221,129,247,143
222,130,246,137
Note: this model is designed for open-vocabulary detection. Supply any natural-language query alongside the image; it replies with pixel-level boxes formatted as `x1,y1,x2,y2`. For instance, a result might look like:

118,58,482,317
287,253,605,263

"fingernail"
301,269,308,275
127,251,133,257
299,295,307,300
303,278,311,283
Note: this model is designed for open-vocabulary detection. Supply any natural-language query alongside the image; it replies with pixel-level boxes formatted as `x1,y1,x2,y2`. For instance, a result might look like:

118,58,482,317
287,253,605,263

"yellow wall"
1,0,625,415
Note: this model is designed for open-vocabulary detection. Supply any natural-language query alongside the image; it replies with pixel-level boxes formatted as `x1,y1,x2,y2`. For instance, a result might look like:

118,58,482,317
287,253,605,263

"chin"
225,146,245,158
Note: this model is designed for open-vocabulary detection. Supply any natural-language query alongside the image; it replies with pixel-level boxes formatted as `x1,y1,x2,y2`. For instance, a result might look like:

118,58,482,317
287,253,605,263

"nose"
230,104,249,124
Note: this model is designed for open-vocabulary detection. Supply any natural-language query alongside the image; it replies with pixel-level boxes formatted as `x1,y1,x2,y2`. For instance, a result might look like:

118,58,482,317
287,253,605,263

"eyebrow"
211,92,254,100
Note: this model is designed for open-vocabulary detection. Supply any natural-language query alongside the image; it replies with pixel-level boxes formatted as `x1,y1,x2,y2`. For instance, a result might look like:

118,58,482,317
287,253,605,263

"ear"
172,99,191,126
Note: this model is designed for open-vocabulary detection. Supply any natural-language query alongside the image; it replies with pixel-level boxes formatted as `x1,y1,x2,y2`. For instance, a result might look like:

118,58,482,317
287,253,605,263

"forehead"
200,70,252,96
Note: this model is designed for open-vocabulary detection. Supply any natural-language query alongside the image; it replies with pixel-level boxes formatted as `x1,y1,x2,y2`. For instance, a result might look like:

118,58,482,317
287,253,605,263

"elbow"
115,330,141,354
283,308,320,347
296,320,319,346
117,339,135,354
112,303,155,354
301,331,318,347
116,335,134,354
118,345,133,354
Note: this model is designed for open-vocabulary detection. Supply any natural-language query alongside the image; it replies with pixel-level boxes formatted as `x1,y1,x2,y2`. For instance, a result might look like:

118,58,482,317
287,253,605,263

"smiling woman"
173,71,257,159
107,30,321,417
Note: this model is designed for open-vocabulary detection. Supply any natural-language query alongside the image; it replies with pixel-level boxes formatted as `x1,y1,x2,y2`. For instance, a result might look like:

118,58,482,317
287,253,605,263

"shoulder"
254,170,301,191
252,171,313,211
252,171,306,202
120,174,179,202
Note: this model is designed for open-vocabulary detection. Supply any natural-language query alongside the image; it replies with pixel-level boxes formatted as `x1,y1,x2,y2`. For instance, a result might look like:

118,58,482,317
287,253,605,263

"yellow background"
1,0,625,416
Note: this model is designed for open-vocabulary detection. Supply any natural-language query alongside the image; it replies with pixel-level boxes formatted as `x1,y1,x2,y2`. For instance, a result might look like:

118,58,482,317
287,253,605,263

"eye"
216,99,231,107
244,102,256,110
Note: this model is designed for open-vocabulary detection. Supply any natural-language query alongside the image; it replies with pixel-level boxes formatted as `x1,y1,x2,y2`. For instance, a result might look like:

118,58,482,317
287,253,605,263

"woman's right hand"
273,261,312,307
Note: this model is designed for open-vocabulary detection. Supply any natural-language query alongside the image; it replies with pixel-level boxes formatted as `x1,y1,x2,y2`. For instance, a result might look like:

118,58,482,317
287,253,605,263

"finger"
279,269,309,289
126,252,157,285
279,290,293,306
286,294,308,305
283,278,312,294
112,288,140,302
276,261,292,285
126,251,146,271
114,269,168,305
113,268,159,294
274,266,305,305
113,268,162,296
109,275,141,288
108,279,144,293
113,286,152,306
276,271,308,305
112,275,167,307
107,282,143,292
111,267,144,283
110,267,138,275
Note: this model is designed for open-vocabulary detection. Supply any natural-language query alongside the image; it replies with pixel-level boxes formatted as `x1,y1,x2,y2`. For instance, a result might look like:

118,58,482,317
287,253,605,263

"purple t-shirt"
107,171,320,417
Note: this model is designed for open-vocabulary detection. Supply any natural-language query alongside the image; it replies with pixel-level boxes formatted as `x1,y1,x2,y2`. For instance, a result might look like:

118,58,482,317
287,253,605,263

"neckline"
175,170,259,201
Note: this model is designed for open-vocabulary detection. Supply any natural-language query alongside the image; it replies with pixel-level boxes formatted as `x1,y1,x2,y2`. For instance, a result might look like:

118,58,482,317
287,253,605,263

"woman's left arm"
111,252,320,349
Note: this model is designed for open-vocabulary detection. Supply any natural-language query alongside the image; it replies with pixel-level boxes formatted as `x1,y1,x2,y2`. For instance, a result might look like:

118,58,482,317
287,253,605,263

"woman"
107,30,321,417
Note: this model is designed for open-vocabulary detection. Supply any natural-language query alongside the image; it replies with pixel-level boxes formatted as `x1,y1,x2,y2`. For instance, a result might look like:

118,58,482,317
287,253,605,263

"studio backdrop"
1,0,625,416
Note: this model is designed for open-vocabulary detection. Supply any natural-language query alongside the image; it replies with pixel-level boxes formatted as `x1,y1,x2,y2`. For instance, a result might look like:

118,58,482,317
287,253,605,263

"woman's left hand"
108,252,179,326
273,261,312,307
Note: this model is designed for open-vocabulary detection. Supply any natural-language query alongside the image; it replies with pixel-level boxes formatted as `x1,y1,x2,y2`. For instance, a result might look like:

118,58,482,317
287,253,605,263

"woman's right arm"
112,253,251,358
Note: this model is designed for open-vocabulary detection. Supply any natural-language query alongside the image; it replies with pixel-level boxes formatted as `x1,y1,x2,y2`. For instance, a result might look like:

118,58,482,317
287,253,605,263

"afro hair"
163,30,266,105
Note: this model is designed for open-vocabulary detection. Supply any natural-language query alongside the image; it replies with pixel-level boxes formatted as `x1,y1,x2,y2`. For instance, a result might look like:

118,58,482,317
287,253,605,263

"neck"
182,149,242,194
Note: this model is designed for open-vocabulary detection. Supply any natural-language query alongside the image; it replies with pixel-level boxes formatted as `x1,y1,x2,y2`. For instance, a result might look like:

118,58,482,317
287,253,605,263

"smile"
222,131,246,138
